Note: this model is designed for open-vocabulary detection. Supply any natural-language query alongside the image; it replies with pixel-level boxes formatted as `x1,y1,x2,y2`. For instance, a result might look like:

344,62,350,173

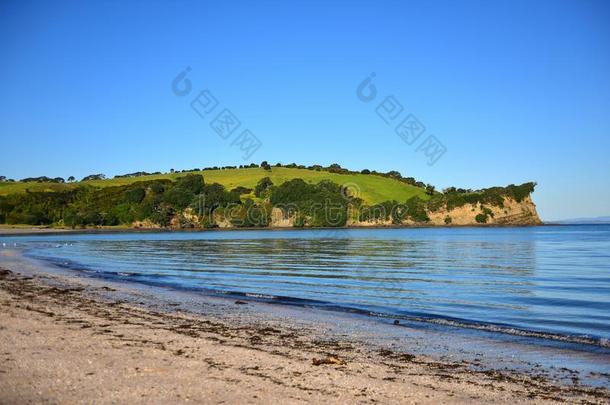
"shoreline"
1,251,609,403
0,222,561,237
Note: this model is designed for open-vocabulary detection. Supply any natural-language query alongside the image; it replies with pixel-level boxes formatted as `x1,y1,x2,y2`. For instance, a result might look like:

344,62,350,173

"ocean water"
2,225,610,349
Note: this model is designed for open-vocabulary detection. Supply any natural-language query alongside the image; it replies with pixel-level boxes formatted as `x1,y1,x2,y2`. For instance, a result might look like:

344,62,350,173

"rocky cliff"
175,194,542,229
426,195,541,226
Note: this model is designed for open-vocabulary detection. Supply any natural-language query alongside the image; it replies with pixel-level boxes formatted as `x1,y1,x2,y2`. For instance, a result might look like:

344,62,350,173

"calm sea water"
2,225,610,348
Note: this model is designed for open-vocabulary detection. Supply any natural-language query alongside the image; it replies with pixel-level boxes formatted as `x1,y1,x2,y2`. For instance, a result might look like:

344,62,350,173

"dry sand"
0,259,608,404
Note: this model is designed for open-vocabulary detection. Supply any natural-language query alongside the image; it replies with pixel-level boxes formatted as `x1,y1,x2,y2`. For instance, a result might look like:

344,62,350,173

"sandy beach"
0,250,608,404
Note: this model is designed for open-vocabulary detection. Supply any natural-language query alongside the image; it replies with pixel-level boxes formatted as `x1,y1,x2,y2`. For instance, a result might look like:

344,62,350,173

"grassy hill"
0,167,429,205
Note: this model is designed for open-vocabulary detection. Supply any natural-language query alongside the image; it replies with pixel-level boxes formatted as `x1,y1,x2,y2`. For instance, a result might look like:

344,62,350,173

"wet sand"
0,255,609,404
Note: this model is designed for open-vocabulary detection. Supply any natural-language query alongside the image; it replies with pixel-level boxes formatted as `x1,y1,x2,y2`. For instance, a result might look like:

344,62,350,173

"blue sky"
1,0,609,220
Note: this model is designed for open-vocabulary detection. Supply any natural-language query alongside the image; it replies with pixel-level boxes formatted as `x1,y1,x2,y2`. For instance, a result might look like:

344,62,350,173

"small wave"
24,250,610,349
245,293,279,299
369,312,610,349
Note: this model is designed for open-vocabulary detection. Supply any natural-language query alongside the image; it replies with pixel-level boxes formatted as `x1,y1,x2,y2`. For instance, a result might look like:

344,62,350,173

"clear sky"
1,0,609,221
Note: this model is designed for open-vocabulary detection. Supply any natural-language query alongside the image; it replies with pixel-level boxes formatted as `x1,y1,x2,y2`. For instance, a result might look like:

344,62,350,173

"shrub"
231,186,252,195
254,177,274,197
405,197,429,222
482,206,494,218
475,213,488,223
124,188,145,204
174,174,205,195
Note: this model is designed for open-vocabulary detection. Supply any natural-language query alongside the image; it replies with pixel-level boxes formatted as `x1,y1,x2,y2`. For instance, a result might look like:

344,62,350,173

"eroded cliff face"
426,195,542,226
269,207,295,228
351,195,541,227
149,195,541,229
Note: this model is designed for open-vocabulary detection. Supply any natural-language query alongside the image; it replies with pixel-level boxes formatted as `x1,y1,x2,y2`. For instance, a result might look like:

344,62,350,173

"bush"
124,188,145,204
405,197,429,222
230,186,252,195
254,177,274,197
475,213,488,223
174,174,205,195
150,204,173,227
148,181,167,194
195,183,240,213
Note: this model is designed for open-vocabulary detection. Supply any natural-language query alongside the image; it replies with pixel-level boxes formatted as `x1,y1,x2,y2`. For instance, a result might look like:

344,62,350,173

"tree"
360,169,370,174
174,174,205,194
82,174,106,181
67,176,76,182
386,170,401,179
328,163,347,174
0,176,6,182
403,177,416,185
425,184,436,195
124,188,146,204
405,197,430,222
254,177,274,197
261,161,271,171
163,174,205,210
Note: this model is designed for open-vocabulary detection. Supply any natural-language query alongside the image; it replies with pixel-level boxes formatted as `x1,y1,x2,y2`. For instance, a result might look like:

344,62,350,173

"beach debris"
312,355,346,366
393,320,400,325
235,300,248,305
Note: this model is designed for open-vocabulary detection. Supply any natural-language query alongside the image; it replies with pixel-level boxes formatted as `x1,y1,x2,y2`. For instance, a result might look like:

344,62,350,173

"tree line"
1,161,435,190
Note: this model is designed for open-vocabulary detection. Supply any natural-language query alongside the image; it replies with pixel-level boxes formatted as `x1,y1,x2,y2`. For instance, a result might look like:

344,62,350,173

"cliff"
171,194,541,229
426,195,541,226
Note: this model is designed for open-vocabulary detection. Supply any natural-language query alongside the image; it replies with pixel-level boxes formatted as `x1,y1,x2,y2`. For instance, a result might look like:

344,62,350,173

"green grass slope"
0,168,429,205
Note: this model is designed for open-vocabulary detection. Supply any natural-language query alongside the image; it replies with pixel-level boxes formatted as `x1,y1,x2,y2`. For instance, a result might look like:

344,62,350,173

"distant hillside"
0,163,540,228
0,167,429,205
550,216,610,225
